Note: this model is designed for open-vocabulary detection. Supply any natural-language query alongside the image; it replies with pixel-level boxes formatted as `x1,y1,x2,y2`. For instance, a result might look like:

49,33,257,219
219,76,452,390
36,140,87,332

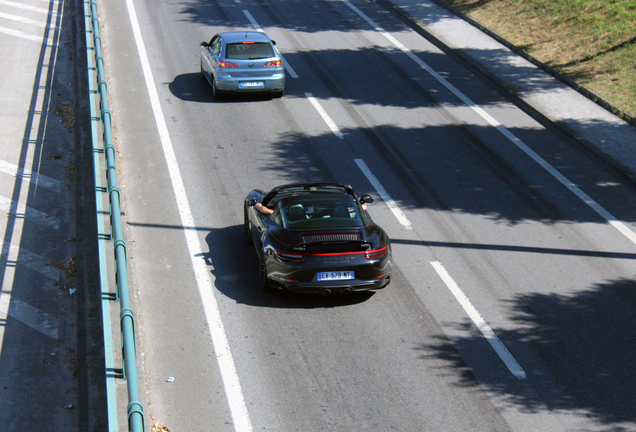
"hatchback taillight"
264,60,282,67
274,251,305,263
219,61,238,68
365,247,387,260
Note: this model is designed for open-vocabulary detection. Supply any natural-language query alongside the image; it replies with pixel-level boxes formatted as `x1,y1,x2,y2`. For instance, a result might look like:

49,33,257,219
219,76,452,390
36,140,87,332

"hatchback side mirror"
247,198,257,206
200,41,208,47
271,40,276,45
360,194,374,204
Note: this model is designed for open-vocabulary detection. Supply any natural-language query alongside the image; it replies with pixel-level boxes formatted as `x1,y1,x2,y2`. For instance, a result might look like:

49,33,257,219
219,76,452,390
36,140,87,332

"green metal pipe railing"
86,1,144,430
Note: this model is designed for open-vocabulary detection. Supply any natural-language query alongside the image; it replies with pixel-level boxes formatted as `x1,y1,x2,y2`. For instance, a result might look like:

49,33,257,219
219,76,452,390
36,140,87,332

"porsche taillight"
274,251,305,263
365,247,387,260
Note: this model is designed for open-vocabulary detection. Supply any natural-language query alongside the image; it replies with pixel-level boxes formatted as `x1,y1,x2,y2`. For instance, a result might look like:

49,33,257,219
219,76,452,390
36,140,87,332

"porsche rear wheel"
244,209,252,244
260,253,273,293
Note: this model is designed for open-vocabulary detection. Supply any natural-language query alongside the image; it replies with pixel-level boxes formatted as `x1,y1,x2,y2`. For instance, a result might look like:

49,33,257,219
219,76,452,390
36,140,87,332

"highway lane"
98,0,636,430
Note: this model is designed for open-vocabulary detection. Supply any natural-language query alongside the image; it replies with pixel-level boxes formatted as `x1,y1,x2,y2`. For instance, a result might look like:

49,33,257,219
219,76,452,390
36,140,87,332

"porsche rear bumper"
268,270,391,294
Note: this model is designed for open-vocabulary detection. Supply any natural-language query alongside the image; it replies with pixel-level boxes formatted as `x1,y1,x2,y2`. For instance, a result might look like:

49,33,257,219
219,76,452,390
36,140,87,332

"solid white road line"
123,0,253,430
305,92,345,139
344,0,636,247
242,9,298,78
354,158,413,229
431,261,526,379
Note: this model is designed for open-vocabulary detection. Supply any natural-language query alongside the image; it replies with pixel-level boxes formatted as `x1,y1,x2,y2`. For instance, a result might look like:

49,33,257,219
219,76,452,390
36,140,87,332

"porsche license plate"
317,271,354,281
239,81,264,88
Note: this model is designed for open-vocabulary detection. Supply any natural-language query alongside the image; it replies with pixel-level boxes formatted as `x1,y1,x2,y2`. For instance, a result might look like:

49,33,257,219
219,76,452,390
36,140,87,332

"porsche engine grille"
301,233,360,243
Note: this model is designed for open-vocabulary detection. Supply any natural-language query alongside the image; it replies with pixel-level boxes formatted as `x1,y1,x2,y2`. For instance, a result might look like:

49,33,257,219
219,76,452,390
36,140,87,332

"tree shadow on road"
415,277,636,426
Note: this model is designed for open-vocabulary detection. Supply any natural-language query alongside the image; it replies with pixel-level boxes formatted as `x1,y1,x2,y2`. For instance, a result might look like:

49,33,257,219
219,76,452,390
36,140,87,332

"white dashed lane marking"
355,158,413,229
0,195,60,229
0,159,61,193
0,299,59,339
431,261,526,379
2,240,61,281
305,92,345,139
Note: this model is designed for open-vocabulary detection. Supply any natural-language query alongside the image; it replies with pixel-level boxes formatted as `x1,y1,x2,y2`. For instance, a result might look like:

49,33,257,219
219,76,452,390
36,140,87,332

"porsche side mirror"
360,194,374,204
247,198,257,207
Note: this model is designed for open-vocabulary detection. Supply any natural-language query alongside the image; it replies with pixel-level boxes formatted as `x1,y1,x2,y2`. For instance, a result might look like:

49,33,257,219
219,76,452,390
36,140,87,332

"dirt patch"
55,256,77,280
54,102,75,131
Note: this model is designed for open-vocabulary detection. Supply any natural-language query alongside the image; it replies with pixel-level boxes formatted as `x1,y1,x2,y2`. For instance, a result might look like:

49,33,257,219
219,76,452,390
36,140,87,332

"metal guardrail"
85,0,145,430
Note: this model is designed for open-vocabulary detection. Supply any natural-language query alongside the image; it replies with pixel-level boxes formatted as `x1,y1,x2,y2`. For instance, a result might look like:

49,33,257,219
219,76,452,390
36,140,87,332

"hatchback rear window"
225,42,275,60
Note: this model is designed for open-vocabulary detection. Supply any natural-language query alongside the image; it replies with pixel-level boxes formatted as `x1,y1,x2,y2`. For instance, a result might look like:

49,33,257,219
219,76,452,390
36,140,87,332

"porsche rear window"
225,42,275,60
282,200,364,229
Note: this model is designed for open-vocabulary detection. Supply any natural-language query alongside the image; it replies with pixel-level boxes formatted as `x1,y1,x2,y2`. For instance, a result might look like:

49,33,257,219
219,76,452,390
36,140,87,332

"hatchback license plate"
317,271,354,281
240,81,264,88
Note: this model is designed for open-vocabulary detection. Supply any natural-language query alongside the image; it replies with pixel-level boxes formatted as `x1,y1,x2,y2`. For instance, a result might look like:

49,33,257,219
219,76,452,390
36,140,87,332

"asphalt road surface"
98,0,636,430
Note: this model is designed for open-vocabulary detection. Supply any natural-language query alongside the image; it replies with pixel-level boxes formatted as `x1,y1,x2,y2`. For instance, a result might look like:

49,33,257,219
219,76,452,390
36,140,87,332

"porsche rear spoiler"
292,233,371,251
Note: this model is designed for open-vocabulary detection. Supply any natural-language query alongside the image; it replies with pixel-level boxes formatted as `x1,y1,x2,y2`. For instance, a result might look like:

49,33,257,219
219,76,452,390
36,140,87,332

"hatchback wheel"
212,76,222,100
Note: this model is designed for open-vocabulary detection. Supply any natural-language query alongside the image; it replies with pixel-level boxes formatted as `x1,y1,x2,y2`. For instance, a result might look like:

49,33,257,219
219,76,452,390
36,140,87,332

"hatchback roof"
219,31,272,44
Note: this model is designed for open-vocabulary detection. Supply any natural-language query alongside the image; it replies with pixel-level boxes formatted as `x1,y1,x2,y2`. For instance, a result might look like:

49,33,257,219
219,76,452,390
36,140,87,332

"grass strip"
439,0,636,117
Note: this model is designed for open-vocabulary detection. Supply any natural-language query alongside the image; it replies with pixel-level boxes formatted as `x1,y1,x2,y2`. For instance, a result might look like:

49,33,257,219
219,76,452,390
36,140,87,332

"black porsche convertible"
244,182,392,294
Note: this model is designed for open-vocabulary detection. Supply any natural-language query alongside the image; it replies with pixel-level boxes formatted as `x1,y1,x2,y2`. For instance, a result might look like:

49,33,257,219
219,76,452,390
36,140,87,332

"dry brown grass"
440,0,636,117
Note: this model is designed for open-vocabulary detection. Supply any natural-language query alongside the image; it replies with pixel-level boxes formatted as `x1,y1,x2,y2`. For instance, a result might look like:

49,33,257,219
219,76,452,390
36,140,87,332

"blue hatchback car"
200,31,285,99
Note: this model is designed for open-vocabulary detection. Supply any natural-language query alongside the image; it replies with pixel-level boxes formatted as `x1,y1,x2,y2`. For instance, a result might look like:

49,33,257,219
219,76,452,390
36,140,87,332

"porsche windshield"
264,185,350,208
281,199,364,229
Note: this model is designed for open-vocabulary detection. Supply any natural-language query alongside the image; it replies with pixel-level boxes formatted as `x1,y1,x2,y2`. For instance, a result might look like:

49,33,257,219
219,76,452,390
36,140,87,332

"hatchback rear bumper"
216,73,285,93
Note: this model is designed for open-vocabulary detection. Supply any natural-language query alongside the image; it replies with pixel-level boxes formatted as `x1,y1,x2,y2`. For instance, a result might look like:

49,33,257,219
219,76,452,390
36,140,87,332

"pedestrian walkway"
0,0,79,430
381,0,636,180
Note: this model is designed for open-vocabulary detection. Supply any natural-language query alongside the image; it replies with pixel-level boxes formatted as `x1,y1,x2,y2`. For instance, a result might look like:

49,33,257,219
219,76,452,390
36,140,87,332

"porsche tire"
260,253,273,293
244,209,252,244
